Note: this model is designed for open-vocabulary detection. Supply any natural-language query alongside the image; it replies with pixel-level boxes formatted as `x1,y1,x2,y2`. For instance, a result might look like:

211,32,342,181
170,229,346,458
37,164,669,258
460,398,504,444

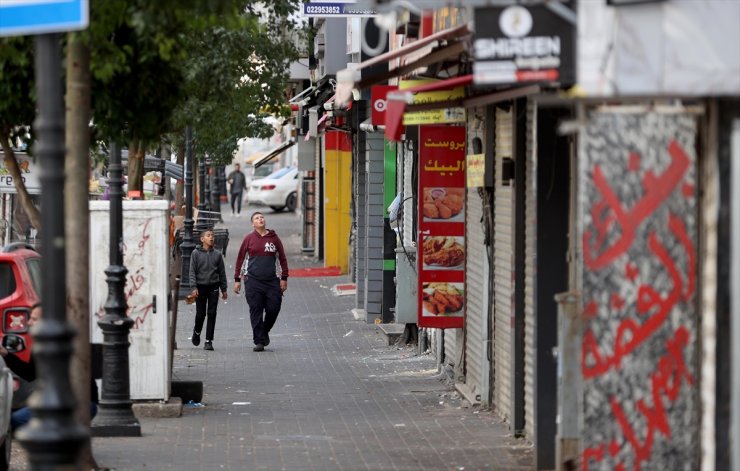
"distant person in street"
190,228,229,351
0,304,98,430
233,212,289,352
226,163,247,217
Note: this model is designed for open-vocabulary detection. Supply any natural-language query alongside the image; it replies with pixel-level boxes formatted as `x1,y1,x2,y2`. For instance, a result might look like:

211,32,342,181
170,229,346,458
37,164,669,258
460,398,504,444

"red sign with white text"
371,85,398,126
417,125,466,329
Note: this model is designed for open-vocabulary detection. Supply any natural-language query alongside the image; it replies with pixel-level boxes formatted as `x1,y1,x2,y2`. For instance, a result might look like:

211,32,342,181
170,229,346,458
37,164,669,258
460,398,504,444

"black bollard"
91,141,141,437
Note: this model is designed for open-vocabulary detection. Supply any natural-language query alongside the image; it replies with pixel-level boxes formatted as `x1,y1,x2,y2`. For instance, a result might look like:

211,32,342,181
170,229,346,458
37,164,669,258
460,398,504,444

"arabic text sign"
399,80,466,125
0,0,88,37
466,154,485,187
302,2,377,17
417,125,466,330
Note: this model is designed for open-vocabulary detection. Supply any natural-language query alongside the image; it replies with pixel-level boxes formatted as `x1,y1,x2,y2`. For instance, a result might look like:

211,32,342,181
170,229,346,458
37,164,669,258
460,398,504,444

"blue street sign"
0,0,88,37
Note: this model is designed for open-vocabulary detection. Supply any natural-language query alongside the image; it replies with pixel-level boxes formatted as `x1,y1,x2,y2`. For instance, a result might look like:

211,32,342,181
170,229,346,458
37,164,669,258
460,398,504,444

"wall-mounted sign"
417,125,466,329
371,85,398,126
399,79,466,125
473,4,575,87
466,153,485,187
302,2,377,17
0,152,41,194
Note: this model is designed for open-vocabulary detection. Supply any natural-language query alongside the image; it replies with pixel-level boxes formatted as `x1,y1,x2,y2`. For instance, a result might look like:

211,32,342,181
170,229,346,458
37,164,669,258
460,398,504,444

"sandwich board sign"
0,0,89,37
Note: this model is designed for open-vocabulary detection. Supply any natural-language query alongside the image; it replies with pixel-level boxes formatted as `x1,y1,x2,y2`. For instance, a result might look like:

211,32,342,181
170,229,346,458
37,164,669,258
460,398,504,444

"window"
268,167,294,179
0,263,17,299
26,258,42,298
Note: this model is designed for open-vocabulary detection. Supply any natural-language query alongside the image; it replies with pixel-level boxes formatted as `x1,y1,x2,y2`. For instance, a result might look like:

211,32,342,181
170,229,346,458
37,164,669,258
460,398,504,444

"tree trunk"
64,35,99,470
0,131,42,231
127,139,145,196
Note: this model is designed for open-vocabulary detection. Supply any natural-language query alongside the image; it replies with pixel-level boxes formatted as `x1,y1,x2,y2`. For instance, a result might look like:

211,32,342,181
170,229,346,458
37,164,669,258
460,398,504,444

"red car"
0,243,41,363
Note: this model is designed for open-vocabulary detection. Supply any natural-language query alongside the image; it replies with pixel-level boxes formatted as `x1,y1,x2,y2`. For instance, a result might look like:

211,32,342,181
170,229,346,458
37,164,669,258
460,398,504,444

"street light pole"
195,155,209,230
92,141,141,437
17,32,87,469
179,127,196,297
213,165,222,222
198,156,207,213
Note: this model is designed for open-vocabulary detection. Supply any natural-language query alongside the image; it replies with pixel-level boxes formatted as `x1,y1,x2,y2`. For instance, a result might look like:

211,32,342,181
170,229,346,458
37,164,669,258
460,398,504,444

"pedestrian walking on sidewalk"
190,228,228,351
226,163,247,217
233,211,289,352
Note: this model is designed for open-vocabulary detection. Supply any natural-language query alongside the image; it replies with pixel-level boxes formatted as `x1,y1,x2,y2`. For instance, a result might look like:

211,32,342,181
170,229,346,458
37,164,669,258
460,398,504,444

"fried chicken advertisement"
423,236,465,268
422,283,464,316
422,187,464,220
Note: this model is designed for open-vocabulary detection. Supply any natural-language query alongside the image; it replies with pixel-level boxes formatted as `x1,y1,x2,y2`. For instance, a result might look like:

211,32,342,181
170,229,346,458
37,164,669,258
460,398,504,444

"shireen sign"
473,4,575,87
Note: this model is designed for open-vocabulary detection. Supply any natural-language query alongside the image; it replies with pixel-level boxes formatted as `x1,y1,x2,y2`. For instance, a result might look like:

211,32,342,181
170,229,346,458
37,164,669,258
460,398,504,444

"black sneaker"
263,332,270,346
204,341,214,351
253,344,264,352
192,330,201,346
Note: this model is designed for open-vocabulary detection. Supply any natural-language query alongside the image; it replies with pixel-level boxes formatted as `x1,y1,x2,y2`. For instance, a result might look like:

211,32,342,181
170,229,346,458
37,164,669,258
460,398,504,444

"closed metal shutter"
524,101,537,440
465,186,486,401
494,108,514,421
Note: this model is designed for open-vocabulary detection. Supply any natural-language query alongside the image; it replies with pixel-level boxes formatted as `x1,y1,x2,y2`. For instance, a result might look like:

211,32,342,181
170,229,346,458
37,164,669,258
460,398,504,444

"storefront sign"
0,152,41,194
417,125,466,329
466,153,485,187
399,79,465,125
371,85,398,126
473,4,575,87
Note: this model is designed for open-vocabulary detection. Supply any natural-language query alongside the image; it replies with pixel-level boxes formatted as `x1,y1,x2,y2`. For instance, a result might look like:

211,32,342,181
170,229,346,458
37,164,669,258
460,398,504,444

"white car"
247,166,299,212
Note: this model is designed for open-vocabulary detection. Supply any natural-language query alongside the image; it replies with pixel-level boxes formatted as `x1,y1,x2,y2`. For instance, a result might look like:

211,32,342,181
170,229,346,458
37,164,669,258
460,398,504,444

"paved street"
13,204,534,470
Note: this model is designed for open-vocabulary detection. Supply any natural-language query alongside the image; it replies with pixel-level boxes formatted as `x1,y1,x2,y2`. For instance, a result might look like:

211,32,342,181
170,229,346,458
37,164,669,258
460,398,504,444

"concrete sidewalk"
14,205,534,470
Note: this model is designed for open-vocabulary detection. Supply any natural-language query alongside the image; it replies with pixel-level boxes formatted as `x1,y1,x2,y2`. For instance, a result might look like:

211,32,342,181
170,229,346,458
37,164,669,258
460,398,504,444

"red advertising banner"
417,125,466,329
370,85,398,126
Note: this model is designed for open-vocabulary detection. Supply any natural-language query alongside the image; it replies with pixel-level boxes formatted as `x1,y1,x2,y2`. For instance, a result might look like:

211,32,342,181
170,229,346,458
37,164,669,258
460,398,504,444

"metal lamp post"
92,141,141,437
212,165,222,222
16,33,87,469
179,127,196,297
204,157,212,212
195,155,209,230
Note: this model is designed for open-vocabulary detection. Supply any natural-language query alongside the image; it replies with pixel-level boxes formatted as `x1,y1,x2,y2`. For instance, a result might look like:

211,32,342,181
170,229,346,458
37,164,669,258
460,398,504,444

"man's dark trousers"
231,192,243,214
195,284,220,341
244,277,282,345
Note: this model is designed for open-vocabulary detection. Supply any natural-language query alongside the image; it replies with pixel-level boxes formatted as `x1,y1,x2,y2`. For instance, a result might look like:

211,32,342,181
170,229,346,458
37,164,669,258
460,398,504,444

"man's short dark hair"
201,228,214,236
251,211,263,222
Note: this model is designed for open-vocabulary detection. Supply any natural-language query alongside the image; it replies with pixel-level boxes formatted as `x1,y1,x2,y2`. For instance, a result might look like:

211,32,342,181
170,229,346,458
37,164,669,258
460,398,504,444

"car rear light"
4,308,29,333
261,184,276,190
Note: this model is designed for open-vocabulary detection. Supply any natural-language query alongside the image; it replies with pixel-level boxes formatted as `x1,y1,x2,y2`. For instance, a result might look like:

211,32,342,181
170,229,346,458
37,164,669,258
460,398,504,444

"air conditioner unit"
315,33,325,58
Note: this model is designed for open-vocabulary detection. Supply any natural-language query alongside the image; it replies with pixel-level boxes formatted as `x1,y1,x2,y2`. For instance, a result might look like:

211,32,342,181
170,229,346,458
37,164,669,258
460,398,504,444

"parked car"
247,166,299,212
0,243,41,364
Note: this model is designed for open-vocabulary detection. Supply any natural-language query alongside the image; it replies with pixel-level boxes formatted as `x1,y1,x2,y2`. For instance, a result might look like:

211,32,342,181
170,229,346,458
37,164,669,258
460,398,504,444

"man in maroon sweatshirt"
234,211,289,351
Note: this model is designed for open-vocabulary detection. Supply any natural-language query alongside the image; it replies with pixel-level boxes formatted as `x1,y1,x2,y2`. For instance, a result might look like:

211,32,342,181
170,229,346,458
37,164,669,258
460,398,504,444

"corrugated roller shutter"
524,101,537,440
465,187,485,399
402,146,415,247
494,108,514,421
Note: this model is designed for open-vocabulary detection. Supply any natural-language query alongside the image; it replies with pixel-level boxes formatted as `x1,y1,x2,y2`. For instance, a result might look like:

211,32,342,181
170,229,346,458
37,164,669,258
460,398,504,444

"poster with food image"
422,236,465,269
422,282,464,316
422,187,465,221
418,125,466,329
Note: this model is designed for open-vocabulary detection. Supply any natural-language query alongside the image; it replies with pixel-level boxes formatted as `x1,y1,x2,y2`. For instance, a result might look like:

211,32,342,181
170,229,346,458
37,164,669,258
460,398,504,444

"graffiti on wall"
580,112,698,470
94,217,155,330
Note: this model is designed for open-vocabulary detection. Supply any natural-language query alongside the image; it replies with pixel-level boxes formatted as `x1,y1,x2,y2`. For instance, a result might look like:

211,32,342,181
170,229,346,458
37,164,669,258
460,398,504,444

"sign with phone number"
302,2,376,17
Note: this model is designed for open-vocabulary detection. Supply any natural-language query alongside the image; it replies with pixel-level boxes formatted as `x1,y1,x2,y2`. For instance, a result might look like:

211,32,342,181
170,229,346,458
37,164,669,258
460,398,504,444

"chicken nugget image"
423,203,439,219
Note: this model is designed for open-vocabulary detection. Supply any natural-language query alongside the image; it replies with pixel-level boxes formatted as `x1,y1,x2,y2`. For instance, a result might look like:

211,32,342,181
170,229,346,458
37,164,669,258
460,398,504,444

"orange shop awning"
335,22,472,106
